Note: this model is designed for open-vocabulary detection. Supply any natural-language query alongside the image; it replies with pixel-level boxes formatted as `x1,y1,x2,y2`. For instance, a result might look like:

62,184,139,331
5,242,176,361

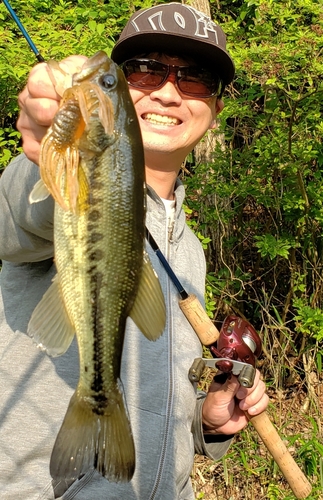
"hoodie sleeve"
193,392,234,460
0,154,54,263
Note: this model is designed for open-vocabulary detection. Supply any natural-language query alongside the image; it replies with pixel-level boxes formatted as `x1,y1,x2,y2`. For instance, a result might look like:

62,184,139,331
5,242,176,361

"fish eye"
100,74,116,89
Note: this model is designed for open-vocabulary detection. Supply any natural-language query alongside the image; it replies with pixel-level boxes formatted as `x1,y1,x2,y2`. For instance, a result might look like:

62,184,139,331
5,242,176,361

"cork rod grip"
179,294,312,498
178,294,220,345
248,411,312,498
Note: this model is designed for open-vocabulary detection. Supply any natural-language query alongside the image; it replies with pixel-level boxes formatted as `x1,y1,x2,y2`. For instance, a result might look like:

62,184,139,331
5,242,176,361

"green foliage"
254,234,296,260
0,0,154,166
183,0,323,386
298,430,323,477
294,298,323,341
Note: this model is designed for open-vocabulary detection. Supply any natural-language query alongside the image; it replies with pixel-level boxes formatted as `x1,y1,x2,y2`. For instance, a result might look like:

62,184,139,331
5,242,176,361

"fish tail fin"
50,383,135,484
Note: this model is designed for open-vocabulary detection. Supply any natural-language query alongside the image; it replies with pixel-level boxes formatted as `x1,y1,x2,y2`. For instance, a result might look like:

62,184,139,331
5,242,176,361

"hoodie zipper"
148,204,176,500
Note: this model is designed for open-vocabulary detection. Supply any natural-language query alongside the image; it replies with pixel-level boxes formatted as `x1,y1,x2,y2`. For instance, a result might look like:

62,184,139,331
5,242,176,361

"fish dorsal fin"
130,251,166,341
27,274,75,357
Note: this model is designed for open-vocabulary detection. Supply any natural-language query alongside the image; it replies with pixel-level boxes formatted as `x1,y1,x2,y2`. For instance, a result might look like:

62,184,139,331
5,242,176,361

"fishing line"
2,0,45,62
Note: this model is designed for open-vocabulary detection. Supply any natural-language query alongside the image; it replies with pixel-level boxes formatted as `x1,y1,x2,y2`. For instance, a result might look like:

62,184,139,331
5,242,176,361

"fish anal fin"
130,251,166,341
50,383,135,483
27,274,75,357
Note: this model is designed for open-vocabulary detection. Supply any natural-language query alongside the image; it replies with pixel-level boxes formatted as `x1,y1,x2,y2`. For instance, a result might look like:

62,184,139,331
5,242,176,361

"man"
0,3,268,499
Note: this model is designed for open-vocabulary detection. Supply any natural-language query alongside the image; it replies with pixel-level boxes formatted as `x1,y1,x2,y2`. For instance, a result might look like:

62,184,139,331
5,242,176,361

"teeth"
144,113,179,125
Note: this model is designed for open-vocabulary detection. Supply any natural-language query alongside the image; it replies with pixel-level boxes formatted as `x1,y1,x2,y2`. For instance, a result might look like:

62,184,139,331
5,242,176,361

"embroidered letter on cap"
187,6,219,44
174,12,185,29
130,5,219,46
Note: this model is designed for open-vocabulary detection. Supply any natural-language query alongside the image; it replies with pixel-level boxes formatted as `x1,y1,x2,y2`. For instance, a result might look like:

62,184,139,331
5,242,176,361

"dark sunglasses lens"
123,60,167,89
177,68,219,97
123,59,219,97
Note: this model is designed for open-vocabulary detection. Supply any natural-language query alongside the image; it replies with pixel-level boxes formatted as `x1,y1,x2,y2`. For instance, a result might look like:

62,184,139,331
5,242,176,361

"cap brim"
111,32,235,85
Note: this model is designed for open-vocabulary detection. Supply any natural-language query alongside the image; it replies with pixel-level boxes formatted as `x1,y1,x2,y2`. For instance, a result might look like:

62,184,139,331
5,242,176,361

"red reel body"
210,315,262,373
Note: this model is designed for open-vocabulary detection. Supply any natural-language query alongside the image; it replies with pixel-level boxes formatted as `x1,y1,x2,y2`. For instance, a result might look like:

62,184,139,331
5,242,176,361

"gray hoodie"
0,155,232,500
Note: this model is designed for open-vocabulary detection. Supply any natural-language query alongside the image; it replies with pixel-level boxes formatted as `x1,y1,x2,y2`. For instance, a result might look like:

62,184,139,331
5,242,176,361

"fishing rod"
2,0,45,62
145,227,222,345
145,230,312,499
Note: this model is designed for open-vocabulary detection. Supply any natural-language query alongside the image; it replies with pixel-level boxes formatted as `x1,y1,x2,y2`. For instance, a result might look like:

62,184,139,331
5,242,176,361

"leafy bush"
0,0,145,170
183,0,323,384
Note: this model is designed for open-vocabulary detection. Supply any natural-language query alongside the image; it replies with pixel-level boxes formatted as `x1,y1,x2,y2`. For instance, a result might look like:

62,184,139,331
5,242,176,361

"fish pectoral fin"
27,274,75,357
76,164,90,213
29,178,51,204
50,382,135,483
130,251,166,341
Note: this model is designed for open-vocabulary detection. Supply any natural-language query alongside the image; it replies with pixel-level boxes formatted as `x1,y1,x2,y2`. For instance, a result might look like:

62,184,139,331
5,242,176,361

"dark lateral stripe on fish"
88,209,101,221
89,271,106,395
88,232,104,244
89,249,104,261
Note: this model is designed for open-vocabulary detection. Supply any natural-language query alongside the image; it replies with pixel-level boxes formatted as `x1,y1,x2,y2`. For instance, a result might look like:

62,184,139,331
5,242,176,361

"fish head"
73,51,140,134
72,51,114,85
72,52,129,102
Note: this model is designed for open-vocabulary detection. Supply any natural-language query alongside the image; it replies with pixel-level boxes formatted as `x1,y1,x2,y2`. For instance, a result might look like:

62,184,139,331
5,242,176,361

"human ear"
209,98,224,129
215,98,224,115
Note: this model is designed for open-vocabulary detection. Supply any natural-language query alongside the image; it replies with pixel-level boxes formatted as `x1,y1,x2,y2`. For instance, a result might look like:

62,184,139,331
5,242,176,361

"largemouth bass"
28,51,165,485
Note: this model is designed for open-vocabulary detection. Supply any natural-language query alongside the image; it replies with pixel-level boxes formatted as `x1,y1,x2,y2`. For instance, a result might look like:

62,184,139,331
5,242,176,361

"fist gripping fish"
28,51,165,486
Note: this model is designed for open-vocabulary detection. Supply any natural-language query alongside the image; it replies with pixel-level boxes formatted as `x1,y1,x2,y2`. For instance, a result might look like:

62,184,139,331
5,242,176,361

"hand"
202,369,269,435
17,55,87,165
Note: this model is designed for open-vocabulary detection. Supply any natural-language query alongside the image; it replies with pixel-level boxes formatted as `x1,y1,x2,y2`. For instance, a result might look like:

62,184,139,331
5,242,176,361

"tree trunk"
182,0,222,164
182,0,232,283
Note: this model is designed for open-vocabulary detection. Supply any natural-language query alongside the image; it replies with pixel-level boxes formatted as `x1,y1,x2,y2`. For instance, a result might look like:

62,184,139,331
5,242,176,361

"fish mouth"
142,113,181,126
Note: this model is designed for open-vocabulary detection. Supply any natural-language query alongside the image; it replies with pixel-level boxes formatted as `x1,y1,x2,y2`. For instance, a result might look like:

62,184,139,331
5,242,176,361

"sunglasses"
122,59,221,98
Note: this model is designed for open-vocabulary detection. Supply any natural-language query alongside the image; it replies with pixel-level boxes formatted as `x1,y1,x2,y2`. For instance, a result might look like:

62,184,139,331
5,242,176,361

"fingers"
17,55,87,164
235,370,269,416
17,92,59,165
18,92,60,135
210,373,241,400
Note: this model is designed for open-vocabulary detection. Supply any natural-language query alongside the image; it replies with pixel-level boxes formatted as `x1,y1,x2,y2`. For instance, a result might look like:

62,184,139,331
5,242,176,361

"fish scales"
55,117,143,396
27,51,166,487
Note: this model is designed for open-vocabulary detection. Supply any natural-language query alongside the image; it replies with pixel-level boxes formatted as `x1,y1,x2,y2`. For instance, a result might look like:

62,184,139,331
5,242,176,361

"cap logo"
130,5,220,45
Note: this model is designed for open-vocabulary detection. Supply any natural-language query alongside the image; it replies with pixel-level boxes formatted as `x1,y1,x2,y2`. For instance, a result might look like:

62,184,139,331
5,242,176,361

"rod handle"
248,411,312,499
179,294,220,346
179,299,312,497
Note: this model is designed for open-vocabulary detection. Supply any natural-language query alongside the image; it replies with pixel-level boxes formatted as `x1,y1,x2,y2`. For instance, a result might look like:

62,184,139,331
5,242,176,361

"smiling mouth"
142,113,181,126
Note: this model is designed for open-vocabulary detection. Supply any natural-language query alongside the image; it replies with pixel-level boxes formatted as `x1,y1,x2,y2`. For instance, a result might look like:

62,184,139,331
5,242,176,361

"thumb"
59,55,88,75
47,56,88,97
210,373,241,403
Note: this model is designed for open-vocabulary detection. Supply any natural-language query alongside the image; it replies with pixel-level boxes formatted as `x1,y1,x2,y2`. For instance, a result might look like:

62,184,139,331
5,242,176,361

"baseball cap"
111,2,235,85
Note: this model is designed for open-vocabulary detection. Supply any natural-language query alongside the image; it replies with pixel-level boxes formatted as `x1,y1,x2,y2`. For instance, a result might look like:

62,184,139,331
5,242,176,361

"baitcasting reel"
189,315,262,388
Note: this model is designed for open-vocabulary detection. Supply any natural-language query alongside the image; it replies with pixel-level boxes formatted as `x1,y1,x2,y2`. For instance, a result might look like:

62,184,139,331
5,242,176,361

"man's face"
127,54,224,164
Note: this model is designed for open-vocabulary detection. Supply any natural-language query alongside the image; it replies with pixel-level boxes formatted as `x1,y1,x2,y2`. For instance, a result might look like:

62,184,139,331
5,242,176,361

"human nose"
149,74,182,105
